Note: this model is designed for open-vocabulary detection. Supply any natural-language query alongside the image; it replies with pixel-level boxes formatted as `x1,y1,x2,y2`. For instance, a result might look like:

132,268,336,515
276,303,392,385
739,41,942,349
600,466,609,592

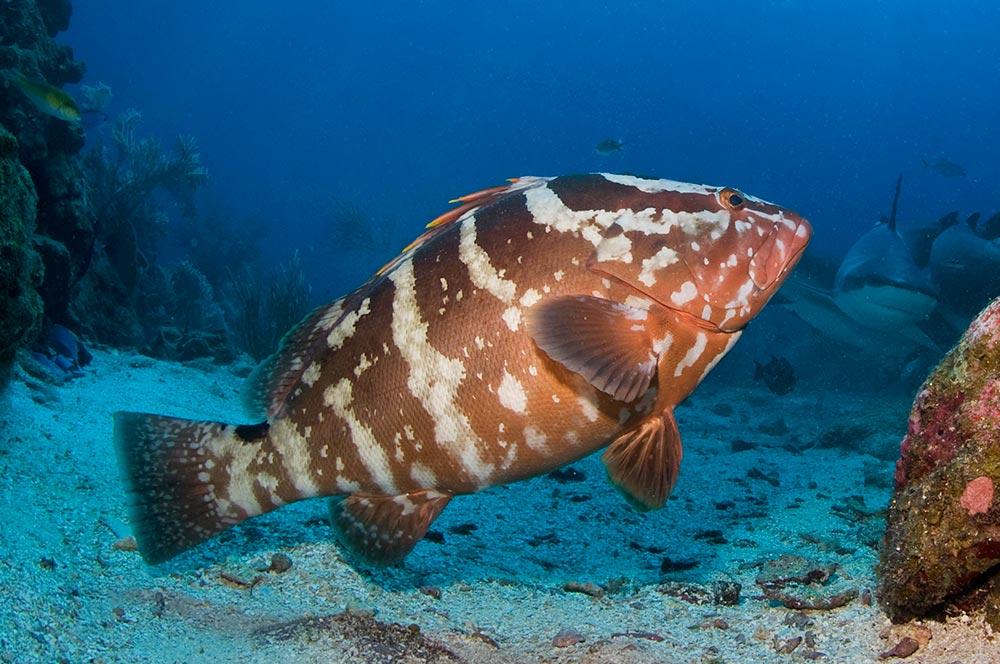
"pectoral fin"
602,410,682,510
330,490,451,565
526,295,658,403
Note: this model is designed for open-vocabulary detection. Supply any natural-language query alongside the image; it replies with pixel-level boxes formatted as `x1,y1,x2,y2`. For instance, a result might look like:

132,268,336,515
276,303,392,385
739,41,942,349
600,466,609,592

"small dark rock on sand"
267,553,292,574
661,557,700,573
552,629,585,647
547,466,586,483
879,636,919,659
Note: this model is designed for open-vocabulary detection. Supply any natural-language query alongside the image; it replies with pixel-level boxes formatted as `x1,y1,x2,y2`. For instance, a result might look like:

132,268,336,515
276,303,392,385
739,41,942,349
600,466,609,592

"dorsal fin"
242,297,347,419
977,211,1000,241
428,181,519,228
375,178,530,277
938,210,959,229
886,174,903,233
965,212,981,230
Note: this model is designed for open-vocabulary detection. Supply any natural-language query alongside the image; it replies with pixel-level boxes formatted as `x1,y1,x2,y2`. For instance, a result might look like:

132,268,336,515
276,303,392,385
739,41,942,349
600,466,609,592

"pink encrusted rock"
966,298,1000,349
960,476,994,516
879,297,1000,624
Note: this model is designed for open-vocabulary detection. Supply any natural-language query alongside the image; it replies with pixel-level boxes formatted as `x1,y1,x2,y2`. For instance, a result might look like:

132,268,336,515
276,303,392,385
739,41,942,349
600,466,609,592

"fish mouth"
839,273,938,300
833,284,937,327
787,219,813,265
757,217,812,286
600,269,728,334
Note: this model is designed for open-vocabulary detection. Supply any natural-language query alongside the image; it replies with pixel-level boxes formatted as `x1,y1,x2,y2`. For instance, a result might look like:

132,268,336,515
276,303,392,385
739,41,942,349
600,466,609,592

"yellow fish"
7,70,81,123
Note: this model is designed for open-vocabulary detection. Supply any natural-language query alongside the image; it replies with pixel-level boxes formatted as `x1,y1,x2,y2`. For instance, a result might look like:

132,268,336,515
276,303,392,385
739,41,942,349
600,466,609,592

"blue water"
66,1,1000,297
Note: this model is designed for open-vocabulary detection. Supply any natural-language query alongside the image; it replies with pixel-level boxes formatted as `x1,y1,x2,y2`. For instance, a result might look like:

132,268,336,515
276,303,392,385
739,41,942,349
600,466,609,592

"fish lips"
749,218,812,291
695,218,814,333
837,272,938,300
708,218,811,333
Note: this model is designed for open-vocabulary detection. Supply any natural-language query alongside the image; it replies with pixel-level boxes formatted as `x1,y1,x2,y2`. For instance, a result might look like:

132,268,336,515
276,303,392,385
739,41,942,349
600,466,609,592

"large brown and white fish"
116,173,811,565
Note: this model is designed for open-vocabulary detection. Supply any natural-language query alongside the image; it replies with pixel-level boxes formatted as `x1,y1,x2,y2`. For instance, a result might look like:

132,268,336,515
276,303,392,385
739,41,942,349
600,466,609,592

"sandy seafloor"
1,346,997,663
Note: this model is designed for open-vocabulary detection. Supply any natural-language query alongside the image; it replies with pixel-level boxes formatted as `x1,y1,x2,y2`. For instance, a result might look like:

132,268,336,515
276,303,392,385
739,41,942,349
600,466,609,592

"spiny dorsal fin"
243,297,347,419
330,491,451,565
376,178,531,277
886,174,903,233
428,181,519,228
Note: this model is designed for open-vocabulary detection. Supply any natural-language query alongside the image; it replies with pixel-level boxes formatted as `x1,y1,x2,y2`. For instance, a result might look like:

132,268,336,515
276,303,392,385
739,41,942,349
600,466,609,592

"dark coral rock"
0,125,44,370
660,556,699,573
756,555,856,611
756,555,836,591
879,297,1000,623
37,0,72,36
69,251,143,346
879,637,919,660
254,610,462,663
142,326,234,364
711,579,742,606
814,424,874,452
32,234,70,317
1,0,91,334
657,581,713,604
33,151,94,280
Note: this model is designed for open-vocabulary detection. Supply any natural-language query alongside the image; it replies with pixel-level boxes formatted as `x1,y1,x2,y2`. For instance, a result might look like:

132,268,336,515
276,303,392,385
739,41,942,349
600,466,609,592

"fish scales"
115,172,811,565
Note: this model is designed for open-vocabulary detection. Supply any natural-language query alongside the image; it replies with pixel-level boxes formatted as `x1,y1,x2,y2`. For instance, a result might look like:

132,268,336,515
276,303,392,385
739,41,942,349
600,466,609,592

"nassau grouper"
115,173,811,565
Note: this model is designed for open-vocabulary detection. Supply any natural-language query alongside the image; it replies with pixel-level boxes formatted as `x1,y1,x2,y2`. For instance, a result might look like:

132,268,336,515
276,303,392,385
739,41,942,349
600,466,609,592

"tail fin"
114,412,270,563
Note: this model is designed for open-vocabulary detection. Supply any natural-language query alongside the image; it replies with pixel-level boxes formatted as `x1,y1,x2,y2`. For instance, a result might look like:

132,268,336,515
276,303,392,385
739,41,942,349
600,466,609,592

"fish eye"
720,188,746,210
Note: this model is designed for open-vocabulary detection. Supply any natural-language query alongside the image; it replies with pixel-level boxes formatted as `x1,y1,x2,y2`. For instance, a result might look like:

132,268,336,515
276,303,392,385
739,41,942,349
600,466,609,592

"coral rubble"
878,296,1000,625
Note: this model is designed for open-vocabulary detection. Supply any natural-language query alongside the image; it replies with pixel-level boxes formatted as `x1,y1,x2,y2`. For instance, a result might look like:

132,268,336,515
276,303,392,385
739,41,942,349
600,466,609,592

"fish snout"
788,215,813,261
748,213,812,291
779,214,813,279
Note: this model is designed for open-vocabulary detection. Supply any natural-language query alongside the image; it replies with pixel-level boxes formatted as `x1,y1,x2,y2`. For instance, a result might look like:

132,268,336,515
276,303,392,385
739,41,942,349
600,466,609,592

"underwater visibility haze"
3,1,1000,662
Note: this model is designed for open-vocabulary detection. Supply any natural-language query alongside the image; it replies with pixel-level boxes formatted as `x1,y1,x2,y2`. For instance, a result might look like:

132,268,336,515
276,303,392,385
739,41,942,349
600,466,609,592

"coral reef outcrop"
76,109,208,348
0,0,90,346
0,126,44,373
879,297,1000,625
1,1,297,368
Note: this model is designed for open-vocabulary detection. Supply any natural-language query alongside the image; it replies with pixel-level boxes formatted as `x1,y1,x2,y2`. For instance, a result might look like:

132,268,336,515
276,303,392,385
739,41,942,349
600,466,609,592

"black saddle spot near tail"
235,422,270,442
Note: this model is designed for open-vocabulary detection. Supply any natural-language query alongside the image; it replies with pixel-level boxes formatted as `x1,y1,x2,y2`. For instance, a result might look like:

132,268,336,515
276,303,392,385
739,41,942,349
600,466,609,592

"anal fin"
602,410,682,510
330,490,451,565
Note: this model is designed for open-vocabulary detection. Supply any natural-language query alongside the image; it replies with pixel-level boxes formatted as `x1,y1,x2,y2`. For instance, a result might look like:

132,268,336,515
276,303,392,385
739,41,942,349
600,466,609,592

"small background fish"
753,355,797,395
921,156,966,178
5,70,81,123
595,138,624,154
